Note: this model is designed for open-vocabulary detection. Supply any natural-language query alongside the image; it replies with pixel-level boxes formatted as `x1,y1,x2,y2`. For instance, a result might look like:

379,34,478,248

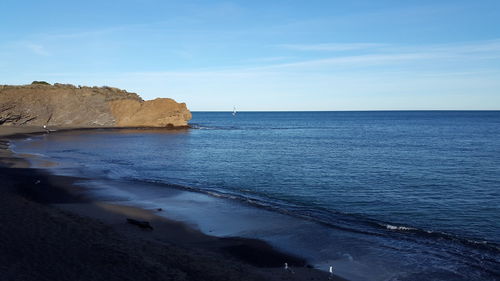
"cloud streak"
258,39,500,71
25,43,50,56
279,43,385,51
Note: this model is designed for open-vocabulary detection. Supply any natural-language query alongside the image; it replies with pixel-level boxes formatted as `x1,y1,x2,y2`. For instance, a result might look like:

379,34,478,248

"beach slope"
0,127,346,281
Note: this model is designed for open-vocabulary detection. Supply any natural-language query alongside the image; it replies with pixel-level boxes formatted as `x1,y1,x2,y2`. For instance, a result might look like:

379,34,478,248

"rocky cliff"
0,83,191,128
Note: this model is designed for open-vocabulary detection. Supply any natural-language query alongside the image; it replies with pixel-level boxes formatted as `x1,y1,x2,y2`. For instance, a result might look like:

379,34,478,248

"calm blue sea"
13,111,500,281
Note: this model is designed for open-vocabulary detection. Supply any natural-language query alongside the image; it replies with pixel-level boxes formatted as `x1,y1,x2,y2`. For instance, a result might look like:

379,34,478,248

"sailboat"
232,106,237,116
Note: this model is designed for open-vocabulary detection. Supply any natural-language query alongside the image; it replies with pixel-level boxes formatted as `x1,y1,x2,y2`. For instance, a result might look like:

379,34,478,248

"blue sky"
1,0,500,110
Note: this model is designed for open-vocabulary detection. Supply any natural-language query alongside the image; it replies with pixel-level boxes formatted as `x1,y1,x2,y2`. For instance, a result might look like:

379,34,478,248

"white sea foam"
385,224,415,231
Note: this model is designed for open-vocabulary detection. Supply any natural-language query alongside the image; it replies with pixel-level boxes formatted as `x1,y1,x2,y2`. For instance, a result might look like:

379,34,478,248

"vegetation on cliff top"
31,81,51,85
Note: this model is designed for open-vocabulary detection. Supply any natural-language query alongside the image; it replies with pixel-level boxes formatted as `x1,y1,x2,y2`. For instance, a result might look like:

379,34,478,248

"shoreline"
0,126,346,281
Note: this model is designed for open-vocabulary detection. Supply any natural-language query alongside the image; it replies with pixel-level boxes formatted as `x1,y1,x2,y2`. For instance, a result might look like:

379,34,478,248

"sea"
11,111,500,281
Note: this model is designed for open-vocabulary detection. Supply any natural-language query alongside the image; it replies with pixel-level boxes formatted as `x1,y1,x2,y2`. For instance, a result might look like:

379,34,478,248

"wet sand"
0,126,347,281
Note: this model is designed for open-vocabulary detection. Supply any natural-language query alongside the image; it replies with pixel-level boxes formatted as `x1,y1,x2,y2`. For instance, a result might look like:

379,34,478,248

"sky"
1,0,500,111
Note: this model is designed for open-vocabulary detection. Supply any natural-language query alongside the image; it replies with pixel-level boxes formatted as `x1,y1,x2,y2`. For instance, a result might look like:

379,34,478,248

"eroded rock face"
109,98,191,127
0,84,191,128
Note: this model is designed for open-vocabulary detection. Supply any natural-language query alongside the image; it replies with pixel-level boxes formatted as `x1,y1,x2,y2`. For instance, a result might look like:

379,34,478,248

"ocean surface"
12,111,500,281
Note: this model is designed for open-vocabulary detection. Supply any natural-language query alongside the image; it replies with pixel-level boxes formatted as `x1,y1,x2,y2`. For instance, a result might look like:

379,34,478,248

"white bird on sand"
328,265,334,280
284,262,294,274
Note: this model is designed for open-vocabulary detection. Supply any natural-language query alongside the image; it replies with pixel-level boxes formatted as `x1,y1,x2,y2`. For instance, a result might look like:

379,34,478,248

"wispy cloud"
34,39,500,79
279,43,385,51
25,43,50,56
385,39,500,54
241,56,292,63
261,39,500,70
254,53,441,70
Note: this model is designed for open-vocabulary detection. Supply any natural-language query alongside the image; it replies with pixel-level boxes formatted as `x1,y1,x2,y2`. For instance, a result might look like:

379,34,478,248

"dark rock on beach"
126,218,154,230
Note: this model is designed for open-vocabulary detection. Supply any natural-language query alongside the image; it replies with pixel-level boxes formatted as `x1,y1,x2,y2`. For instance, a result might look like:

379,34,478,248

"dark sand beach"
0,127,346,281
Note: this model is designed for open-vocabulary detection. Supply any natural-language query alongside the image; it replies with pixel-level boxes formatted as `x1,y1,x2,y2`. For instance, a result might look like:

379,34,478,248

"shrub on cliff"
31,81,51,85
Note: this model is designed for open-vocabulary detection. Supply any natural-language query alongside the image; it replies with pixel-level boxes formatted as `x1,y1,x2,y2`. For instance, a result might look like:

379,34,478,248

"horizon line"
191,109,500,112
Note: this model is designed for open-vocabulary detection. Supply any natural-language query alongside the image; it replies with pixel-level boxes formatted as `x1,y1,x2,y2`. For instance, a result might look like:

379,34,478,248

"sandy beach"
0,126,346,281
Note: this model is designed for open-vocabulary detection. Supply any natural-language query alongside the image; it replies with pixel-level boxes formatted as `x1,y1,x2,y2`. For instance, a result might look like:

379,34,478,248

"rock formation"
0,83,191,128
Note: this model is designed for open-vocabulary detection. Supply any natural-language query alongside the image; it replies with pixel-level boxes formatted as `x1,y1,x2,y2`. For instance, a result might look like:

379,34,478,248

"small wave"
342,253,354,261
377,223,500,254
189,123,238,130
7,143,16,150
384,224,416,231
191,125,214,130
57,149,78,153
